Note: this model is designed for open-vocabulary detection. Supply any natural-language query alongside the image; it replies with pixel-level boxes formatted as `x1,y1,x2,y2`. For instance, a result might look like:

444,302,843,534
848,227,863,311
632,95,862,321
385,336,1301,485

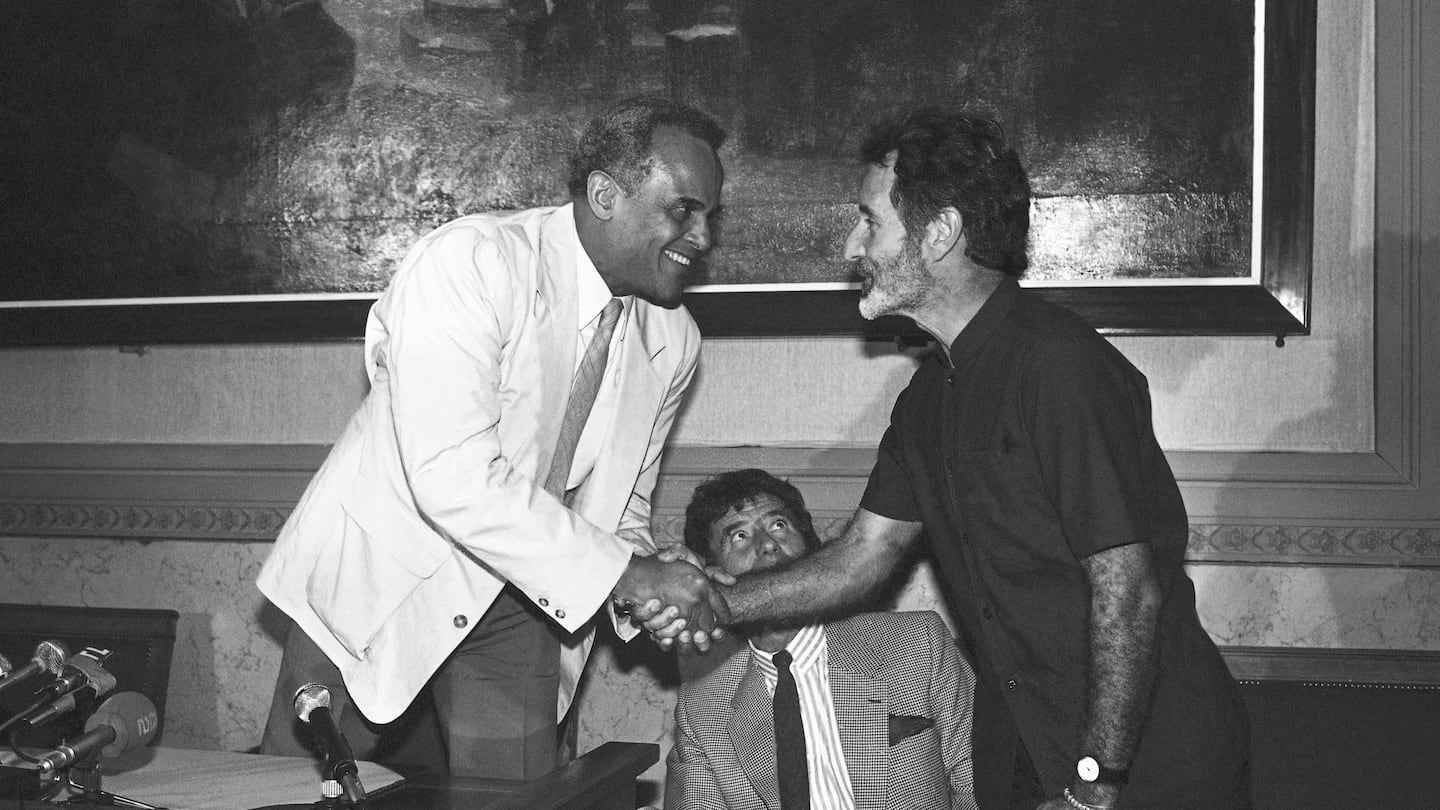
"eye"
770,517,789,532
728,529,749,545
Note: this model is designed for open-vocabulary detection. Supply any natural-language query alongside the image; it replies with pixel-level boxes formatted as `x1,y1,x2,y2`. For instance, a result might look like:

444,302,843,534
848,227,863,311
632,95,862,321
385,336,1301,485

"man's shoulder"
677,645,752,709
427,205,559,248
633,297,700,342
827,610,946,644
1001,287,1140,377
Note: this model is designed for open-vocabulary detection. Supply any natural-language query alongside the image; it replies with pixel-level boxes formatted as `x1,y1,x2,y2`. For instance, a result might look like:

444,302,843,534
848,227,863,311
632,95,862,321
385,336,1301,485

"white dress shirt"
751,624,859,810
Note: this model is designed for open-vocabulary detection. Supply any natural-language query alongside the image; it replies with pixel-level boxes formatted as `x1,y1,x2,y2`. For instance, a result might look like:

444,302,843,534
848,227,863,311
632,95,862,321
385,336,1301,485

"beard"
857,235,934,320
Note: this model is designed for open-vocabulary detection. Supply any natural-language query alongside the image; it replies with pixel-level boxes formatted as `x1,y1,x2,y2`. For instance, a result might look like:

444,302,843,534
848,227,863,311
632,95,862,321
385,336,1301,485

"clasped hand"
613,549,733,653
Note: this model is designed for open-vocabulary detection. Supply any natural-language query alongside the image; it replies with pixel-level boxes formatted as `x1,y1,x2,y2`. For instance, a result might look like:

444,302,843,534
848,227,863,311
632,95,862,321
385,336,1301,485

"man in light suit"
666,469,977,809
256,97,731,779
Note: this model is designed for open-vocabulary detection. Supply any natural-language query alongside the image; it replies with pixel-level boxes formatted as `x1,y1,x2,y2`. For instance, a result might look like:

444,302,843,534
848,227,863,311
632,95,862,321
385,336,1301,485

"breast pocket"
886,725,949,809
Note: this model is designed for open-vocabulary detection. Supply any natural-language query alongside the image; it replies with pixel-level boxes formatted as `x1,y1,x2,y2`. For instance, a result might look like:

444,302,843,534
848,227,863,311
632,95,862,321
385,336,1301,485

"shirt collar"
948,276,1021,366
568,204,634,336
750,624,827,684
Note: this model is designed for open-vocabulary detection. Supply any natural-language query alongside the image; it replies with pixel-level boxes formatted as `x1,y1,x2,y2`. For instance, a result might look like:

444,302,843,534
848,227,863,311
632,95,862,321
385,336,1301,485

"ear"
585,170,620,221
924,207,964,260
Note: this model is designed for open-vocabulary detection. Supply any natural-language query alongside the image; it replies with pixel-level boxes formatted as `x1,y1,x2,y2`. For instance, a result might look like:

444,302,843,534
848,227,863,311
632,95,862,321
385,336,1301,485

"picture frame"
0,0,1312,346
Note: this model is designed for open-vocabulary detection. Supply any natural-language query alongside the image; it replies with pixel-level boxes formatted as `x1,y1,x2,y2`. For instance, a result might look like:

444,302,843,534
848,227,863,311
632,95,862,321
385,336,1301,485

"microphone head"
35,640,70,675
0,652,11,678
292,683,333,724
84,692,159,759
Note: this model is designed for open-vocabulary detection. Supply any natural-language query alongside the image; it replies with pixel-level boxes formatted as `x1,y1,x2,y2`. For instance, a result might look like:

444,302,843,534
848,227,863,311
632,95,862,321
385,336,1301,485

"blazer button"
453,615,468,629
554,609,566,620
539,598,549,607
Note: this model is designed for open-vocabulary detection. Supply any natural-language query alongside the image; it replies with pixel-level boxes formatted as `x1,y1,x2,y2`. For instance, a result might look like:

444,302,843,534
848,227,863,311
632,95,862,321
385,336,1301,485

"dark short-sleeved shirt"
862,279,1247,807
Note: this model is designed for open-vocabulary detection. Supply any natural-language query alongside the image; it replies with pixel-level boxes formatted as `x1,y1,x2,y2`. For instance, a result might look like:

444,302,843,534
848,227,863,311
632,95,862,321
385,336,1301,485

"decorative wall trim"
2,443,1437,566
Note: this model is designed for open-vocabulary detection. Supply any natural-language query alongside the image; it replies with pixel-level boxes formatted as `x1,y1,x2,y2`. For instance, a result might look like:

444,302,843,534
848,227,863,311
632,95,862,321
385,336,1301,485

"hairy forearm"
724,510,918,626
1080,544,1163,776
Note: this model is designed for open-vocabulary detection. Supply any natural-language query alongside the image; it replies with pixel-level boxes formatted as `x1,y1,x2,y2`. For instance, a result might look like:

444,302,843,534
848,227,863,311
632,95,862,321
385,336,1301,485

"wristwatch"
1076,755,1129,786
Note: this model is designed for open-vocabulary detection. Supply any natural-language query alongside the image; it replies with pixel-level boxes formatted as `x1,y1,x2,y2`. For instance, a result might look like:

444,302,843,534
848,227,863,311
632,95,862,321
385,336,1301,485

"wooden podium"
1,742,657,810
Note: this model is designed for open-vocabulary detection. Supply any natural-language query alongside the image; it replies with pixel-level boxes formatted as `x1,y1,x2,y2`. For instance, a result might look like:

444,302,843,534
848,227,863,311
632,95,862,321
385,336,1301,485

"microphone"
0,640,70,697
24,647,117,727
36,692,159,772
292,683,366,804
0,651,10,677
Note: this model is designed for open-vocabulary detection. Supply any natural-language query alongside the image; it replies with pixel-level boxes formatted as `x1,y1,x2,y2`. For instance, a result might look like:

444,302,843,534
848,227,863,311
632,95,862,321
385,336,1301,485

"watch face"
1077,756,1101,782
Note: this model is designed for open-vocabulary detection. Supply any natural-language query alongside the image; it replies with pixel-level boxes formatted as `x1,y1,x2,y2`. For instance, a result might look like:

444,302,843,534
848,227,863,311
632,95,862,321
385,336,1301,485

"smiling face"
843,156,936,321
594,126,723,308
707,494,812,578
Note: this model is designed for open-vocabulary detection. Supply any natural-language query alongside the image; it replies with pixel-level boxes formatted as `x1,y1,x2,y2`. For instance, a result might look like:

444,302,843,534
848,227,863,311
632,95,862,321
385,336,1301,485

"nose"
842,221,865,262
685,213,713,254
756,530,781,556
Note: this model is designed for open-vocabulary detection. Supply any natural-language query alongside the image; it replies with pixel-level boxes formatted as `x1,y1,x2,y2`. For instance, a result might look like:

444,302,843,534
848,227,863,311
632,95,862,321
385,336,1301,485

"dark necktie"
773,649,810,810
543,298,622,499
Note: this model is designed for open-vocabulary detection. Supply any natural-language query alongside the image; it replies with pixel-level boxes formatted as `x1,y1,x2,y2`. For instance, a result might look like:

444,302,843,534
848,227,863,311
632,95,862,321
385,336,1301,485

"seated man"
665,469,978,810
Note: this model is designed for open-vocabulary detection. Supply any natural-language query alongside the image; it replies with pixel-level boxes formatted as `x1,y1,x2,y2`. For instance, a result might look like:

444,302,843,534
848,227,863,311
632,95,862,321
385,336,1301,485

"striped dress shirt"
751,625,858,810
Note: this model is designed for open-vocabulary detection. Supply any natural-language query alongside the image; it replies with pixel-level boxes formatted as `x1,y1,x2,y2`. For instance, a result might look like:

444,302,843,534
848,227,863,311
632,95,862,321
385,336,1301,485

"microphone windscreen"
35,640,69,675
84,692,159,759
292,683,333,724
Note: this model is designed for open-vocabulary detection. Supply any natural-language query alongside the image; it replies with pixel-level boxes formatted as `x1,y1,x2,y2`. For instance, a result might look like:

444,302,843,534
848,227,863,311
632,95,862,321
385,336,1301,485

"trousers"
259,584,566,779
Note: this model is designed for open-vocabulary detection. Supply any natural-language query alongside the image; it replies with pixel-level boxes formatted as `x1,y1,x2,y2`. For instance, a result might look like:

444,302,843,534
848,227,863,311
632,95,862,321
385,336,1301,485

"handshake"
611,546,737,654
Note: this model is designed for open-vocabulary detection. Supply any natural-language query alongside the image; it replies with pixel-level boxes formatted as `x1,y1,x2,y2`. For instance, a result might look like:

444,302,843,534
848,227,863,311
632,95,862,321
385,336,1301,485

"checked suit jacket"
666,611,978,810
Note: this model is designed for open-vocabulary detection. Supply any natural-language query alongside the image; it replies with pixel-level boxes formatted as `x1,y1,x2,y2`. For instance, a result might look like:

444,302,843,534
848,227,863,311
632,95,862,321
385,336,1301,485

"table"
0,742,657,809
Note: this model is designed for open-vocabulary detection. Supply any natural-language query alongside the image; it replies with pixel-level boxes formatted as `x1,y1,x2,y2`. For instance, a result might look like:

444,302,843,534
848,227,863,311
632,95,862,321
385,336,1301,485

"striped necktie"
543,297,623,499
774,649,810,810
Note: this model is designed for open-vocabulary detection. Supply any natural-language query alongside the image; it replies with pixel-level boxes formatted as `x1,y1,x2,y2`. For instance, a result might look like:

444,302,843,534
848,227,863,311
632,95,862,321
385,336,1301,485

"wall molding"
1,442,1437,566
1220,645,1440,687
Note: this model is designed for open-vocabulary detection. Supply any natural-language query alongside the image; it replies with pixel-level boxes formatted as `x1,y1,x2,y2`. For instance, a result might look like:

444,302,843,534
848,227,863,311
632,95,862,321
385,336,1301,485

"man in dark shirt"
645,109,1250,809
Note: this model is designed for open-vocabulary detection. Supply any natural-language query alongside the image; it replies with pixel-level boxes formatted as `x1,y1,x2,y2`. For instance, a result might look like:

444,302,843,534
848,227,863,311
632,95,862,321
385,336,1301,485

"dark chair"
0,603,179,748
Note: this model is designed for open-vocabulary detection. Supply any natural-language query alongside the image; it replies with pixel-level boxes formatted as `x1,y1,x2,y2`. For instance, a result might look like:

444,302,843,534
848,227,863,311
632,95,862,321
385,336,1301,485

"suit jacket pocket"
888,714,935,746
305,480,453,659
887,723,949,809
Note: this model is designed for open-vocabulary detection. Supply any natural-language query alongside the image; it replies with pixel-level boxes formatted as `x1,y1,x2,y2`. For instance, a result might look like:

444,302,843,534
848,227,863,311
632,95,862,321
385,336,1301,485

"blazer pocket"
305,481,453,659
339,477,452,578
888,713,935,746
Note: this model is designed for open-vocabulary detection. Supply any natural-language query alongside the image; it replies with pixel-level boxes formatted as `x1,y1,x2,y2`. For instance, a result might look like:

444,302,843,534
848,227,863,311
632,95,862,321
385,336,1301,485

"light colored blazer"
257,204,700,723
666,611,978,810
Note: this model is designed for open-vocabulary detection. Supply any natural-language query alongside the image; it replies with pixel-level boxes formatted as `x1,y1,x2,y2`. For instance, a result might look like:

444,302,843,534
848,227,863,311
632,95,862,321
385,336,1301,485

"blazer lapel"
729,660,782,810
534,207,580,467
571,302,666,529
828,627,891,810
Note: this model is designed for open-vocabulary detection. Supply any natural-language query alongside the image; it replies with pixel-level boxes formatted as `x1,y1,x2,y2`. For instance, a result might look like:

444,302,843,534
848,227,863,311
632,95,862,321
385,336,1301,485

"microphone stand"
250,758,367,809
321,753,366,808
69,753,112,805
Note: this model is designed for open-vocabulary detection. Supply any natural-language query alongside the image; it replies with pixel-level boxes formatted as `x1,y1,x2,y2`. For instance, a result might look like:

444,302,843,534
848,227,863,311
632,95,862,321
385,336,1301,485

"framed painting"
0,0,1312,346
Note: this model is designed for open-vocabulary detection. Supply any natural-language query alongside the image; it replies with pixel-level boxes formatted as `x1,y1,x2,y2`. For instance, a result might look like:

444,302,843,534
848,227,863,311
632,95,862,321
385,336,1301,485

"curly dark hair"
683,469,821,564
567,97,726,197
859,108,1031,274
